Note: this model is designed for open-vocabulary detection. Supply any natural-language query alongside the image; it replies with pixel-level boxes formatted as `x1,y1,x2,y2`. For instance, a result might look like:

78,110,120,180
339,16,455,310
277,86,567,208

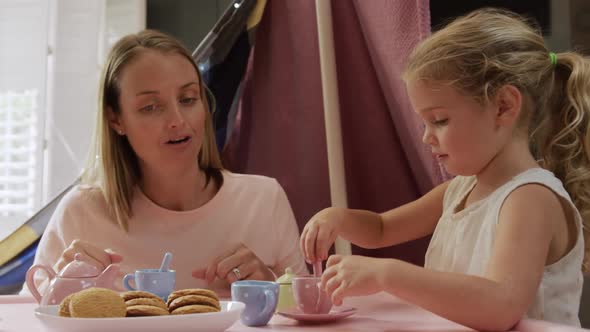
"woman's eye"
140,104,157,112
180,97,197,105
432,118,449,126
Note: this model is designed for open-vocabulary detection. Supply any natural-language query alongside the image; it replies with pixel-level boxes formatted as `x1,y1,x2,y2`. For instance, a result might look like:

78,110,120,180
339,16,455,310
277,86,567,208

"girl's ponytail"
532,52,590,273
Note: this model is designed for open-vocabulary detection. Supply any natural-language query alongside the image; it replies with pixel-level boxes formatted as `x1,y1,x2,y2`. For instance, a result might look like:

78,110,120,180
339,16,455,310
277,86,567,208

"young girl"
24,30,307,297
300,8,589,330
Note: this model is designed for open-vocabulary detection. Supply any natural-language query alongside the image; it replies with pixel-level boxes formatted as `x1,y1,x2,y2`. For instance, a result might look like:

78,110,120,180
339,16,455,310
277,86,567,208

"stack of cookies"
58,288,221,318
59,287,127,318
121,291,169,316
166,289,221,315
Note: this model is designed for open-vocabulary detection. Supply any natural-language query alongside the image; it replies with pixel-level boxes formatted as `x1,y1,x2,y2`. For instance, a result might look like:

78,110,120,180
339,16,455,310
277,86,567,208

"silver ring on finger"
232,267,242,280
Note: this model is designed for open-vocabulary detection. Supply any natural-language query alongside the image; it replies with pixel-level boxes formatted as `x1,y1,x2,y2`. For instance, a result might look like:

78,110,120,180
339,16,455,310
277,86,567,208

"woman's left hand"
192,244,275,284
321,255,387,305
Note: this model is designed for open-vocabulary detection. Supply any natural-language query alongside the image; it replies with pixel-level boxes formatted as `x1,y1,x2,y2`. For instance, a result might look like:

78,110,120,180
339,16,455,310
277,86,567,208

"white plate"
35,300,244,332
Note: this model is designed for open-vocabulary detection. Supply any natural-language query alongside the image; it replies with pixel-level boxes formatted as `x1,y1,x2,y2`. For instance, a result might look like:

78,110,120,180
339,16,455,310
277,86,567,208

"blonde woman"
301,8,589,330
24,30,307,296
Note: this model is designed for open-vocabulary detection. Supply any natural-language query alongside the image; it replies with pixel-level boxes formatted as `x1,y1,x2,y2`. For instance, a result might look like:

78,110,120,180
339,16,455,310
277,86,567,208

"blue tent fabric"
0,179,77,267
193,0,263,151
202,30,251,149
0,240,38,294
0,180,77,294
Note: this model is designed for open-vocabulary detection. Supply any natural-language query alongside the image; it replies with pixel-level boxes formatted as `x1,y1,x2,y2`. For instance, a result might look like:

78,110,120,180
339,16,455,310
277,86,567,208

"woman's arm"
21,187,122,295
192,180,308,284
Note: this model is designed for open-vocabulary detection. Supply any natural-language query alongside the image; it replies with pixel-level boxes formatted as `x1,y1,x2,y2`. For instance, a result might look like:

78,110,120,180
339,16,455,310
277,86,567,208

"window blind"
0,90,39,218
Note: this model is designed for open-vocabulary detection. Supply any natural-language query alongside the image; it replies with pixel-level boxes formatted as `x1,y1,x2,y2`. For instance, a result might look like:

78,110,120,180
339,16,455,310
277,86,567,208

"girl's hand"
300,207,341,263
320,254,386,305
55,239,123,273
191,244,275,284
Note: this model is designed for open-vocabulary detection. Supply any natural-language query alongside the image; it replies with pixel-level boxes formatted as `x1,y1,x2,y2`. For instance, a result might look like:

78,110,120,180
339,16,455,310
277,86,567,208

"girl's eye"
180,97,197,105
432,118,449,126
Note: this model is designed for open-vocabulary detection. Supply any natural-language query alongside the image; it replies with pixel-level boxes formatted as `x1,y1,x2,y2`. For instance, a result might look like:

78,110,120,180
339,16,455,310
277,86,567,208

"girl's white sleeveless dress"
425,168,584,326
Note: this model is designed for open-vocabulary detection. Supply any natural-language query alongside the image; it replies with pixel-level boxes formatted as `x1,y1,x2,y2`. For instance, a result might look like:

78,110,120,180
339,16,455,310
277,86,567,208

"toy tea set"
25,252,176,306
25,252,122,306
229,261,356,326
26,252,356,327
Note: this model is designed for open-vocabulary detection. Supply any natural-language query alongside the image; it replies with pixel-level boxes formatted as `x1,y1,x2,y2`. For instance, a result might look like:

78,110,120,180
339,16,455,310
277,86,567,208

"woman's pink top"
22,171,308,296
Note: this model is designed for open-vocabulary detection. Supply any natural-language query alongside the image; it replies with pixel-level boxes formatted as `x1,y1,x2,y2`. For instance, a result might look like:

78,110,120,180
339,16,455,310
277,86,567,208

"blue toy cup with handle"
123,269,175,301
231,280,279,326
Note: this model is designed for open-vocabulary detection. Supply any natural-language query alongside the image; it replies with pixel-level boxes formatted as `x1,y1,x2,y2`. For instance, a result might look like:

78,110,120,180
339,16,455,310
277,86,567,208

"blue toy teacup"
123,269,176,300
231,280,278,326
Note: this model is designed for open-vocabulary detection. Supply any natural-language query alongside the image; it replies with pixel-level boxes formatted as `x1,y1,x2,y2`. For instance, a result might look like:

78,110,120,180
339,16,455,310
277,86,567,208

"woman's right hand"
54,240,123,273
300,207,342,263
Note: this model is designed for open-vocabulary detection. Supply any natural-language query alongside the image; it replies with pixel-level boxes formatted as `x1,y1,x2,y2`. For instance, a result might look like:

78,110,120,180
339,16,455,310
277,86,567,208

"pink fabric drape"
223,0,448,265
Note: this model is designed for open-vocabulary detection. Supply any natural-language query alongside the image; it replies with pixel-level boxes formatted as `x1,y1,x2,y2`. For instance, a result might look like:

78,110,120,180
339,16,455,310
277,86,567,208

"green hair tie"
549,52,557,66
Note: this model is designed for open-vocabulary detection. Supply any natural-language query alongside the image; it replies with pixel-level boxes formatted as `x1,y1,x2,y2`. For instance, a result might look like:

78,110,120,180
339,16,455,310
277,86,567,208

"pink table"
0,293,587,331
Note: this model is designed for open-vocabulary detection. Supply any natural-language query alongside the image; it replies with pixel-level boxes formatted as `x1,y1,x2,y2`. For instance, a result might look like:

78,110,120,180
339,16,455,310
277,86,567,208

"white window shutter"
44,0,105,201
0,0,49,239
0,0,145,240
45,0,145,200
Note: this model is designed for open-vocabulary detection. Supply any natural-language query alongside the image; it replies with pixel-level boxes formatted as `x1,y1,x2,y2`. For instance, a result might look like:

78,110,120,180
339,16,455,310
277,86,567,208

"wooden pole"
315,0,351,255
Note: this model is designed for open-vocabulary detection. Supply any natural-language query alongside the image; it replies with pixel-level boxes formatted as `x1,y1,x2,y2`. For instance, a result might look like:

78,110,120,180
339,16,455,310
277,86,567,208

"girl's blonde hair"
82,29,223,231
403,8,590,272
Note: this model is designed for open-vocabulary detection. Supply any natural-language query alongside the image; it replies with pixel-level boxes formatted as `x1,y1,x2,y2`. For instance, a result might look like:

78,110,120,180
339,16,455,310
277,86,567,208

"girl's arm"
333,180,450,248
364,179,450,248
302,181,449,261
360,184,559,331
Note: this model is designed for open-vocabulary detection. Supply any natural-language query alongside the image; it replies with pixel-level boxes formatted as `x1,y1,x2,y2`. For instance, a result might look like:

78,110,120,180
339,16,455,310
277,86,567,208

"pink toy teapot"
25,253,120,305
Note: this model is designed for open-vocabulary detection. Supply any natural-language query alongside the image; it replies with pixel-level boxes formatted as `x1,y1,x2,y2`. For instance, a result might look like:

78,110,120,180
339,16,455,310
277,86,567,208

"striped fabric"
0,180,77,279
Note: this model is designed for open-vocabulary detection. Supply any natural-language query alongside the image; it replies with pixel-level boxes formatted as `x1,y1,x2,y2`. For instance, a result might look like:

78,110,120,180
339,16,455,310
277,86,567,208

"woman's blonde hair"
82,29,223,231
403,8,590,272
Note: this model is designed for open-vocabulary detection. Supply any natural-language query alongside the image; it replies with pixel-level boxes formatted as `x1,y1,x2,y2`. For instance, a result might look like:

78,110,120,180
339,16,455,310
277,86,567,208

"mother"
23,30,307,296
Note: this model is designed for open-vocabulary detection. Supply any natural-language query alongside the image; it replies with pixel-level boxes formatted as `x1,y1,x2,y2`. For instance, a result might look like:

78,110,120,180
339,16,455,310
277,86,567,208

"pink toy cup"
292,276,332,314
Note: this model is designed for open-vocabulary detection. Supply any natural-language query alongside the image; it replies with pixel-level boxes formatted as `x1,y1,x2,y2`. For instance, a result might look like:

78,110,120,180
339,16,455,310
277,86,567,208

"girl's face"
110,50,206,174
407,80,504,176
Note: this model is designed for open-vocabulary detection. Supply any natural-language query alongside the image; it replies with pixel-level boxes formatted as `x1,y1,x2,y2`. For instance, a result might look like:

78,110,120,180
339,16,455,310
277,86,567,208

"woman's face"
110,50,207,174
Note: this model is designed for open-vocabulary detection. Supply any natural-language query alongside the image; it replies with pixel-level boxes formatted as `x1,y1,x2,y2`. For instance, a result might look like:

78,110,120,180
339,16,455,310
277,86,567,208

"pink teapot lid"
58,253,102,278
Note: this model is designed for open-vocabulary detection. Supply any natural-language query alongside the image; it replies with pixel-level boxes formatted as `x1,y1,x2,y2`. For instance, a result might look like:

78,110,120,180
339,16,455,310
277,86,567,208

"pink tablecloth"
0,293,586,331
